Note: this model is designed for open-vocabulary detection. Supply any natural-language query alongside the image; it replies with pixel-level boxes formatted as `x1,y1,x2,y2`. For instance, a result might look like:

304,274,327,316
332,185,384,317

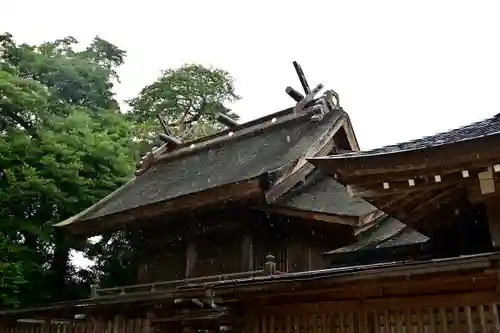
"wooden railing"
93,254,279,298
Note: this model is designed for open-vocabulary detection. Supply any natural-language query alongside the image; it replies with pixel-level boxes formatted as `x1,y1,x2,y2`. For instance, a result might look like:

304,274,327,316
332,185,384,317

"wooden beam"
342,166,486,189
344,167,484,198
346,182,455,198
268,206,359,226
403,186,464,224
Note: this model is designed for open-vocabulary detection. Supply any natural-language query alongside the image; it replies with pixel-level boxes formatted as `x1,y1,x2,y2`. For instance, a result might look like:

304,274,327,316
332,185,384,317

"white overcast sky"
4,0,500,151
3,0,500,268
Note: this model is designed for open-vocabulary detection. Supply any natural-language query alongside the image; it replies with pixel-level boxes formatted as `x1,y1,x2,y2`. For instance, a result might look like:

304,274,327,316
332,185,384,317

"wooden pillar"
185,237,196,278
287,242,301,272
241,232,253,272
485,195,500,248
185,221,197,278
41,317,51,333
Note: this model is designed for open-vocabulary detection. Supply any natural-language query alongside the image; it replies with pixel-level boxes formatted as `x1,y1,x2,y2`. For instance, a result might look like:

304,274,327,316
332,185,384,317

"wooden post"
264,254,276,275
241,232,253,272
185,236,197,278
90,279,100,298
185,220,197,278
42,318,51,333
485,196,500,248
145,312,157,333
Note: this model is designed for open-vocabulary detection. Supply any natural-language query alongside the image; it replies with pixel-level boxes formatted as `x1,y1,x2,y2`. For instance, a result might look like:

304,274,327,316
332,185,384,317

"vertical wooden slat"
286,315,292,333
358,307,367,333
465,306,474,333
294,313,300,333
428,308,436,333
270,315,275,333
478,305,487,333
373,311,380,333
320,314,326,333
348,312,355,333
405,309,412,333
301,314,307,333
66,321,73,333
135,319,143,333
439,308,448,333
383,310,390,333
328,314,335,333
253,315,260,333
415,308,424,333
452,307,460,333
309,315,315,333
339,313,345,333
106,319,113,333
492,303,500,332
395,312,402,333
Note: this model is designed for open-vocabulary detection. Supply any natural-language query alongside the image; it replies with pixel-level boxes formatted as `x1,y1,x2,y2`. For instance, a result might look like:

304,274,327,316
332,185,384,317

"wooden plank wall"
246,301,500,333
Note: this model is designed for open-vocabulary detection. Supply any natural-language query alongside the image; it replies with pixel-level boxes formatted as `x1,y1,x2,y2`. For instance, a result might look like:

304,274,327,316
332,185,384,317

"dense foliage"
0,32,240,308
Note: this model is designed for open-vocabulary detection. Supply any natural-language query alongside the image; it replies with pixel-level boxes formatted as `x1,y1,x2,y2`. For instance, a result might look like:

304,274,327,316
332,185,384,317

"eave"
58,177,266,237
267,206,360,227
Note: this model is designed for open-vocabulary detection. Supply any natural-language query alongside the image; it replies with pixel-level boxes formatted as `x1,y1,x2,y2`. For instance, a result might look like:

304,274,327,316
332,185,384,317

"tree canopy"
0,32,240,308
129,64,240,149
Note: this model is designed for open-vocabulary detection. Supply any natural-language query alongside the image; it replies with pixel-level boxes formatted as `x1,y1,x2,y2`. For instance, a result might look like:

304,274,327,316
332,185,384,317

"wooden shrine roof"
82,109,343,220
316,113,500,160
56,96,357,234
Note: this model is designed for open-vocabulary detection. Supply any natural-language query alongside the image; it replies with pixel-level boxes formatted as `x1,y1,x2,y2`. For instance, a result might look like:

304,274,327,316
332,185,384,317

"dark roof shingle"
82,110,343,221
330,113,500,159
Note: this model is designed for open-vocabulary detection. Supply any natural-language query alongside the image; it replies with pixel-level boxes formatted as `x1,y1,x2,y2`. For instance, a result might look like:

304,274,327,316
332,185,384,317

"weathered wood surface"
247,297,500,333
4,296,500,333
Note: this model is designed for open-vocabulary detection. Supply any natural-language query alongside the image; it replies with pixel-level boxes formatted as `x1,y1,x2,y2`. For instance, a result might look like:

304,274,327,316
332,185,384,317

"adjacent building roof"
325,215,429,254
319,113,500,160
275,170,376,217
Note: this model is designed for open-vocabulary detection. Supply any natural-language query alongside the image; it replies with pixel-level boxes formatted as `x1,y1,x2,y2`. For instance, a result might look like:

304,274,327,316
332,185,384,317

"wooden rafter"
402,185,465,225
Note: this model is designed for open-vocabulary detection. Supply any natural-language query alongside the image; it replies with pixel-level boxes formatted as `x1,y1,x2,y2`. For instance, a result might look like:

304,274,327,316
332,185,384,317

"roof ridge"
148,108,316,168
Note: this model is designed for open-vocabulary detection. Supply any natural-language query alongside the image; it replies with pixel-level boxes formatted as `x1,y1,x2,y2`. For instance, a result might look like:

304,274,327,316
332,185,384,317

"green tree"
0,33,136,307
128,64,240,148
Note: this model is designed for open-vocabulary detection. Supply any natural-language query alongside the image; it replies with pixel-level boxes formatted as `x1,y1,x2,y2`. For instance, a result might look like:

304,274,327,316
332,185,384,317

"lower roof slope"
326,215,429,255
275,170,376,217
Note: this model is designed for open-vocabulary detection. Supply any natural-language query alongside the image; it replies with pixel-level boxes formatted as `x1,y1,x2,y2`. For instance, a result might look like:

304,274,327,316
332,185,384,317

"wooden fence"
0,317,148,333
3,295,500,333
248,304,500,333
246,294,500,333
